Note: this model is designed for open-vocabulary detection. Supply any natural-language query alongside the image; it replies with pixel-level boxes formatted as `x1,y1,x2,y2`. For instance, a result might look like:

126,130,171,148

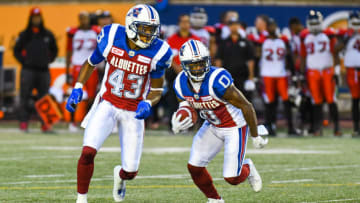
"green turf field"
0,129,359,203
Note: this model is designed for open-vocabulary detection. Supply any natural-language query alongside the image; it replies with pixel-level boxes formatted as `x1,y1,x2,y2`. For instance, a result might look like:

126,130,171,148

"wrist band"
75,82,83,89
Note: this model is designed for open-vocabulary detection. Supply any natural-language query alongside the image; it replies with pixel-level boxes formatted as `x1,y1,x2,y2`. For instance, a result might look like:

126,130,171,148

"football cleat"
113,165,126,202
244,159,262,192
207,198,225,203
76,193,87,203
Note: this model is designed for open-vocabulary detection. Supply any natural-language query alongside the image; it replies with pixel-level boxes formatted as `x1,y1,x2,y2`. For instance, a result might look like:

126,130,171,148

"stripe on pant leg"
237,126,248,175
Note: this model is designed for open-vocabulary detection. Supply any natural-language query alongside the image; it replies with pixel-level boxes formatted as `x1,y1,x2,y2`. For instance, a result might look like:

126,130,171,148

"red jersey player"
259,18,296,136
300,10,341,136
66,11,100,130
335,11,360,136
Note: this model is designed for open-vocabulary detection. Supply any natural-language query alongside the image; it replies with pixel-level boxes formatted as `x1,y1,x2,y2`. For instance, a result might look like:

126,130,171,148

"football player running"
172,40,268,203
335,11,360,136
65,4,173,203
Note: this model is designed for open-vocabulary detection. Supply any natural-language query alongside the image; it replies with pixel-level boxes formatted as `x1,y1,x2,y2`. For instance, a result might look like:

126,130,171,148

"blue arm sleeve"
213,69,234,98
150,47,173,79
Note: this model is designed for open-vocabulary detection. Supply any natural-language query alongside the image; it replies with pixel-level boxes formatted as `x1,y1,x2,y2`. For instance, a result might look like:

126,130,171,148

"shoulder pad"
300,29,309,40
66,27,77,36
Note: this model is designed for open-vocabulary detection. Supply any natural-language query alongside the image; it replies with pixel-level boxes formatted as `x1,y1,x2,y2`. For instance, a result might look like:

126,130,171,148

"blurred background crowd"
0,0,359,137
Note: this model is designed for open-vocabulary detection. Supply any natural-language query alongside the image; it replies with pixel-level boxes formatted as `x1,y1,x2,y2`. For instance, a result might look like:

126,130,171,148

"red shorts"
307,68,335,104
346,67,360,99
72,65,99,99
262,77,289,103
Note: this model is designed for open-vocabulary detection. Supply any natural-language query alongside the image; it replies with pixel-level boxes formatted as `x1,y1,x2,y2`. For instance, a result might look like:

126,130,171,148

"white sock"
77,193,87,200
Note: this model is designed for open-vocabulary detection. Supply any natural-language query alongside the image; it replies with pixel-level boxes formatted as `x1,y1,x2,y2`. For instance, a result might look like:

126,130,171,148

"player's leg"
222,125,262,192
112,110,145,202
262,77,277,136
347,68,360,135
323,67,340,135
277,77,296,135
77,100,116,202
307,69,323,135
19,69,35,132
188,122,224,201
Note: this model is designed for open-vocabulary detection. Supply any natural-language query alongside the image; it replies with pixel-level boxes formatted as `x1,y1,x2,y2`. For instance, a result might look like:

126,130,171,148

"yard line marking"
3,174,191,185
25,174,65,178
300,198,360,203
0,183,360,191
260,165,360,173
30,146,340,154
271,179,314,183
0,155,76,161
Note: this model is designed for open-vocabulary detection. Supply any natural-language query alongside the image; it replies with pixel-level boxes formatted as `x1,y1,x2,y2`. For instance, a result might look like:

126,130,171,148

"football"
175,106,198,124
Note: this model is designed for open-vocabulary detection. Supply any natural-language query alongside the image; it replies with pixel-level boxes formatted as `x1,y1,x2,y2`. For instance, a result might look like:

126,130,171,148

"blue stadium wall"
157,4,360,27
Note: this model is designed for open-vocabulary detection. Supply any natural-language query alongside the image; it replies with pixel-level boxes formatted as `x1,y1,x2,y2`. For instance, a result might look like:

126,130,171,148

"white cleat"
113,165,126,202
207,198,225,203
69,123,79,133
245,158,262,192
76,193,87,203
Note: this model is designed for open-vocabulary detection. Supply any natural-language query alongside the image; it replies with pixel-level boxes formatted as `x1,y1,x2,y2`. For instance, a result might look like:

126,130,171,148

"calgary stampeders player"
66,11,101,131
171,40,268,203
259,18,296,136
66,4,173,203
335,11,360,136
300,10,341,136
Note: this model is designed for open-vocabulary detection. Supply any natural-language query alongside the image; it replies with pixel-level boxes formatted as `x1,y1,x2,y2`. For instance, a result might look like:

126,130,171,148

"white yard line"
260,165,360,173
271,179,314,183
0,155,76,161
30,146,340,154
301,198,360,203
25,174,65,178
1,174,191,185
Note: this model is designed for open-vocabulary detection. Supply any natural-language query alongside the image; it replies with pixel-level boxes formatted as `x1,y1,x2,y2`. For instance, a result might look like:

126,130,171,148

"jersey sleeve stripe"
103,24,119,58
174,72,185,100
151,41,170,71
208,68,224,101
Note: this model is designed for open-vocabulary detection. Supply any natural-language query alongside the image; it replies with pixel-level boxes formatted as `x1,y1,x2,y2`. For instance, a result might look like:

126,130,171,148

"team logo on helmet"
132,7,143,17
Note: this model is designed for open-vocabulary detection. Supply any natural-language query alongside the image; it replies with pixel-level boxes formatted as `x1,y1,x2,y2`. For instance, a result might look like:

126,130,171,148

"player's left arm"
146,76,165,106
223,84,258,138
135,43,173,119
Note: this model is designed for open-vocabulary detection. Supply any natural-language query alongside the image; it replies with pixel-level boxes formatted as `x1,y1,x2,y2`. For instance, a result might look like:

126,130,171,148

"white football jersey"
70,29,98,66
260,38,287,77
303,33,333,70
344,34,360,67
190,28,210,47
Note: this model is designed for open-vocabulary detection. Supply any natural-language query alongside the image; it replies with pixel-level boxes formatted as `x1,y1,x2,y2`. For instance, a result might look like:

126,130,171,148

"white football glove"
171,113,194,134
252,125,269,149
244,80,256,91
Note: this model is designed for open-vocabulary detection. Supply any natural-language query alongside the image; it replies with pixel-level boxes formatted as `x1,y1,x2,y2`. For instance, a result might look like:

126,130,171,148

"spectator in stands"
166,14,200,130
65,11,100,132
14,7,58,133
215,17,255,100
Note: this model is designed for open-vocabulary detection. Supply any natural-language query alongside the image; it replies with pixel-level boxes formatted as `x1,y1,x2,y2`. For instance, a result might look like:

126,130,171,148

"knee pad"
120,169,138,180
224,164,250,185
78,146,97,165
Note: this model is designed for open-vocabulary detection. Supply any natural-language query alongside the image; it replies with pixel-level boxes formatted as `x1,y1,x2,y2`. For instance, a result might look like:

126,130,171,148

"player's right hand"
65,85,83,113
252,136,268,149
171,113,193,134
